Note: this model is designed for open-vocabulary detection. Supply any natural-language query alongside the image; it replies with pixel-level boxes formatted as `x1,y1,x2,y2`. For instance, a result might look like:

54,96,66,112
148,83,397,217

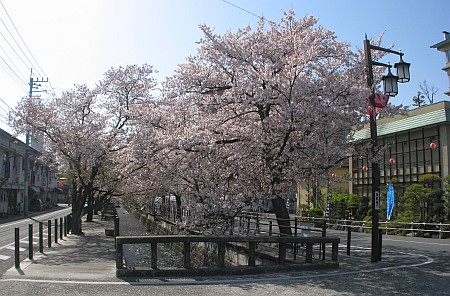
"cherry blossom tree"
160,11,374,235
12,64,156,234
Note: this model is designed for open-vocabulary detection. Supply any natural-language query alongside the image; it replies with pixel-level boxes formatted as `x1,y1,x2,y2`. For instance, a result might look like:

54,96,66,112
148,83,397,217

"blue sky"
0,0,449,134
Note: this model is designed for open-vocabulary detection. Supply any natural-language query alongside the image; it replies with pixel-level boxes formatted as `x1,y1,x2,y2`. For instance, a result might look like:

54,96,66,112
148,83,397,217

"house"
0,129,58,218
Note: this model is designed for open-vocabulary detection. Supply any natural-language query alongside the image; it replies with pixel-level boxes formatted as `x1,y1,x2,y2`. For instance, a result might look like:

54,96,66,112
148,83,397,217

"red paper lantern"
362,165,368,172
389,158,396,165
430,142,437,150
331,172,337,181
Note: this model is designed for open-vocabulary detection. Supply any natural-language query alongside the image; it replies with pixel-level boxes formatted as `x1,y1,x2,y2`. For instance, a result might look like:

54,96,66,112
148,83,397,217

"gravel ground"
116,207,183,269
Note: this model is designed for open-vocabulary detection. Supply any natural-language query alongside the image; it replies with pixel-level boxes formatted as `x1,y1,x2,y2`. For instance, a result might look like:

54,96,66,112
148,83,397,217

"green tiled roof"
352,105,450,141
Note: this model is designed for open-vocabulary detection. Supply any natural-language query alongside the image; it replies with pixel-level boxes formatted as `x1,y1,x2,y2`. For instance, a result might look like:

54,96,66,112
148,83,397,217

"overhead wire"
219,0,277,25
0,0,46,77
0,0,56,107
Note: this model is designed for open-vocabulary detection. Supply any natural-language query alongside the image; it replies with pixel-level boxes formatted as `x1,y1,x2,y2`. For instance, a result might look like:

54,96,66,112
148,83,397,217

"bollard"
114,215,120,238
60,217,63,240
347,227,352,256
64,216,67,236
48,220,52,248
39,222,43,253
67,214,72,234
269,220,273,236
321,223,326,260
15,227,20,269
378,229,382,261
54,218,58,244
28,224,33,260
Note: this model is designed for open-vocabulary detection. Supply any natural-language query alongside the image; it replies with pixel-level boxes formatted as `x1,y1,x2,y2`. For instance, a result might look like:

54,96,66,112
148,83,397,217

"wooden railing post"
332,241,339,261
306,242,313,263
116,238,123,269
248,241,256,266
278,242,286,264
183,242,191,269
151,242,157,269
217,242,226,268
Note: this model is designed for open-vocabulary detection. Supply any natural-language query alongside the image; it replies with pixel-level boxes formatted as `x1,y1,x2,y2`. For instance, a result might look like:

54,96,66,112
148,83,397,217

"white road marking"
0,254,10,260
4,246,25,252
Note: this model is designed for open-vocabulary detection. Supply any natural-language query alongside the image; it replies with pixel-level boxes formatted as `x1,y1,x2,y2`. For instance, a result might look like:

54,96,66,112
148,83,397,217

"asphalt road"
0,205,71,275
0,209,449,296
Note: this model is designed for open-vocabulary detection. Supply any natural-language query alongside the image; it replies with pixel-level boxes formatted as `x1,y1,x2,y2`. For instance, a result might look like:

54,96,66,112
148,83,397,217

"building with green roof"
350,101,450,198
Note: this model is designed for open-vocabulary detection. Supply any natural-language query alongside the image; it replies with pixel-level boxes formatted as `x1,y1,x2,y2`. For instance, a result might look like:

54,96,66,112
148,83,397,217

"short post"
305,242,313,263
15,227,20,269
39,222,43,253
321,224,326,260
67,214,72,234
248,241,256,267
183,242,191,269
269,220,273,236
28,224,33,260
378,229,382,261
278,242,286,264
60,217,63,240
151,242,157,269
116,238,123,269
218,242,226,268
48,220,52,248
256,215,260,234
347,226,352,256
114,215,120,238
332,241,339,261
54,218,58,244
64,216,67,236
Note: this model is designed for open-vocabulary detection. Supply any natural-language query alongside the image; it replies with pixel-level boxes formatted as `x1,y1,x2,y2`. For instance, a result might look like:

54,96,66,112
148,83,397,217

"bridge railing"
115,235,340,277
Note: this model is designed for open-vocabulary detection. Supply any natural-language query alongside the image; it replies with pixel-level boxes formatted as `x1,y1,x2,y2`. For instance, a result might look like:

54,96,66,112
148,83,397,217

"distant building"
350,101,450,198
0,129,58,217
431,31,450,96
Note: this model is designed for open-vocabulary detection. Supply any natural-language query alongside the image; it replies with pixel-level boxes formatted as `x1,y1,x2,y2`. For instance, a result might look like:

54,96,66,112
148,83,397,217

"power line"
0,54,29,91
0,39,28,81
0,97,13,111
0,0,46,77
219,0,276,25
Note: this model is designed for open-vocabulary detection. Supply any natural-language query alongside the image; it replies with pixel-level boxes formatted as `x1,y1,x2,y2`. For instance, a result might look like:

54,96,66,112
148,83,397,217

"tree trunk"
71,197,84,235
86,192,94,222
70,189,87,235
272,196,292,236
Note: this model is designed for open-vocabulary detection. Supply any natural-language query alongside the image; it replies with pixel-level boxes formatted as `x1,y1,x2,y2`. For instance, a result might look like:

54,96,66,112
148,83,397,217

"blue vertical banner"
386,183,395,220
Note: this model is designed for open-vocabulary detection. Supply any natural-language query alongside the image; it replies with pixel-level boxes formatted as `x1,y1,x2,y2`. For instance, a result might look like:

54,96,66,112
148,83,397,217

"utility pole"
24,69,47,216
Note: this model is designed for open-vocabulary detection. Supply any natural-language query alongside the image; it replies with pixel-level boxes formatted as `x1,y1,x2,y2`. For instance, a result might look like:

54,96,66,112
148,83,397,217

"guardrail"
234,213,450,239
116,235,340,277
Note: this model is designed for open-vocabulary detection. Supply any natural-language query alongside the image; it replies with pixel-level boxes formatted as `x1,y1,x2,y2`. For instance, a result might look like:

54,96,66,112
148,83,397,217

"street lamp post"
363,36,410,263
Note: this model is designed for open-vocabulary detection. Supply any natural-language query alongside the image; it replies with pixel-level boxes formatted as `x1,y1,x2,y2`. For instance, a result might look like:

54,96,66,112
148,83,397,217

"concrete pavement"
0,212,447,295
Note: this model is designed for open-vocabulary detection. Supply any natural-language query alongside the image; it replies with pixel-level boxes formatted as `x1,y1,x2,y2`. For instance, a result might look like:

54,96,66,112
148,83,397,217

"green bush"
308,208,324,218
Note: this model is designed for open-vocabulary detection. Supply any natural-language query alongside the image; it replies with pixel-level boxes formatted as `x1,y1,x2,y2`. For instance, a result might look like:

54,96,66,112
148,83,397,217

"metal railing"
234,213,450,239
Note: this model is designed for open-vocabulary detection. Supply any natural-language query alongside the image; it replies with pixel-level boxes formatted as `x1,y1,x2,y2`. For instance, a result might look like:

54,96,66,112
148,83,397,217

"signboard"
374,191,380,210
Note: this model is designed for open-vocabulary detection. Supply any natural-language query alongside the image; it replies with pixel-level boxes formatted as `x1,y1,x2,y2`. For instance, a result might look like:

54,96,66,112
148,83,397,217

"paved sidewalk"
2,215,119,282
